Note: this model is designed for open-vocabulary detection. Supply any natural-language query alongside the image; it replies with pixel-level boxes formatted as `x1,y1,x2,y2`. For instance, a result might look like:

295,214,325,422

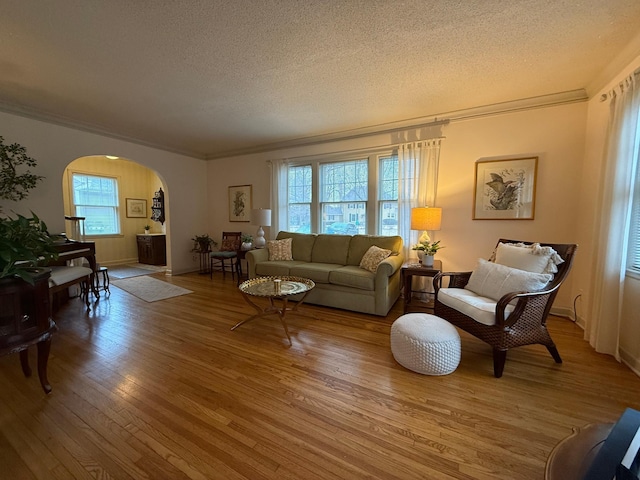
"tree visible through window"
379,155,399,235
285,153,400,235
71,173,120,235
320,159,367,234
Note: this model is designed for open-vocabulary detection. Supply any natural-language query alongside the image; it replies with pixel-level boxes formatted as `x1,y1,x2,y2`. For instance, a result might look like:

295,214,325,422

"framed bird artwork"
473,157,538,220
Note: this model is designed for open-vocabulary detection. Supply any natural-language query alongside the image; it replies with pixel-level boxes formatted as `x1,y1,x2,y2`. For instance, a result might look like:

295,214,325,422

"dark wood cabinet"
137,234,166,265
0,268,57,394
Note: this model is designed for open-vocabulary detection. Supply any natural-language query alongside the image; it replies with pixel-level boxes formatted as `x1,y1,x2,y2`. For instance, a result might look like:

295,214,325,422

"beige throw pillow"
267,238,293,261
465,258,553,301
359,245,392,273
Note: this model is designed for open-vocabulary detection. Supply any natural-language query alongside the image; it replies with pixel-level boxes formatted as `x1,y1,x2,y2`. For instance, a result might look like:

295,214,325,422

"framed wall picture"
228,184,252,222
126,198,147,218
473,157,538,220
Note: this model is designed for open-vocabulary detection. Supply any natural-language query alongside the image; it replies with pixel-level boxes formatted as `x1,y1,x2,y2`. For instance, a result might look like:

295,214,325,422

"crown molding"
205,89,588,159
0,89,588,162
0,101,207,159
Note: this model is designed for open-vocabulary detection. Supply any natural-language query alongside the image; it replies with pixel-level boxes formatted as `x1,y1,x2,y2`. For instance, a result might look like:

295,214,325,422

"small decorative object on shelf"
144,224,151,234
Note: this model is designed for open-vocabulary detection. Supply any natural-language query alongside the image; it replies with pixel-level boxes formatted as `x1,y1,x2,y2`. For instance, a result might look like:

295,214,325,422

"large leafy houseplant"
0,135,44,204
0,213,58,284
191,233,217,253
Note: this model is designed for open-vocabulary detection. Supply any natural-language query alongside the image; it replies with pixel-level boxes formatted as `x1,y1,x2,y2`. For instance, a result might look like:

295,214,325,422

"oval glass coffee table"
233,276,315,344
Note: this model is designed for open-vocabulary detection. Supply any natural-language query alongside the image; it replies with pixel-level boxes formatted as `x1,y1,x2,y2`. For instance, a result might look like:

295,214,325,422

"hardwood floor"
1,271,639,479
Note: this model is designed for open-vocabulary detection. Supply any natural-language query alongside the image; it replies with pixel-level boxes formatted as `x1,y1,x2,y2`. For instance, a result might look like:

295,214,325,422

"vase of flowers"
411,240,444,267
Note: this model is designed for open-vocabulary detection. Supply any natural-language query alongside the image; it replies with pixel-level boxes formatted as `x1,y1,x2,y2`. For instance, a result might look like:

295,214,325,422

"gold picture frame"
125,198,147,218
228,185,252,222
473,157,538,220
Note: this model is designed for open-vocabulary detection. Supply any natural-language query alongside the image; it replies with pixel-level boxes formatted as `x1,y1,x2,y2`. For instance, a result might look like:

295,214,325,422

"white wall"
207,101,587,314
0,111,208,274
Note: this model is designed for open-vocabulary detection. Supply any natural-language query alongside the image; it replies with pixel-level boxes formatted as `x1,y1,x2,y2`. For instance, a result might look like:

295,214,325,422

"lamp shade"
251,208,271,227
410,207,442,231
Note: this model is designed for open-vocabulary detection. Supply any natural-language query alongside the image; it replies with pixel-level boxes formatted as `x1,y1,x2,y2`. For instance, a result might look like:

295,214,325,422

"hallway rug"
111,276,193,302
109,264,166,279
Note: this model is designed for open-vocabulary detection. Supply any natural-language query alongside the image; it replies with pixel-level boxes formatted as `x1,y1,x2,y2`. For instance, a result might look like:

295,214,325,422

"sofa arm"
246,248,269,278
376,254,404,279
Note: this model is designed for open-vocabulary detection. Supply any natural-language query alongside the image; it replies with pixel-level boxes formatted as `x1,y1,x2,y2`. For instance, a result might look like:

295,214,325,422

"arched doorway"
61,155,169,269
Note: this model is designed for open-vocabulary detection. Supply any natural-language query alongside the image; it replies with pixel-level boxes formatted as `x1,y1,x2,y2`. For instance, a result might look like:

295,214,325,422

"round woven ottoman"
390,313,461,375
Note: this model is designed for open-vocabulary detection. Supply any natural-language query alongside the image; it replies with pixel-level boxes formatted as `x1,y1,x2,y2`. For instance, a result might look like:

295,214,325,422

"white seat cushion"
438,287,516,326
48,265,92,287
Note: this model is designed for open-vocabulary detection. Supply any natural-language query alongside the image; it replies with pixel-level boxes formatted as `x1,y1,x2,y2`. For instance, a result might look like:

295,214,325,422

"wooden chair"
433,239,577,378
210,232,242,281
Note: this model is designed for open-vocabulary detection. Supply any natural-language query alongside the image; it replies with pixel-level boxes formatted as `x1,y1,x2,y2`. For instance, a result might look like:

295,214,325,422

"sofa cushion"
267,238,293,261
347,235,403,266
464,258,553,301
329,266,375,291
255,260,306,277
359,245,392,273
311,234,351,265
289,263,342,284
438,288,516,326
276,231,317,262
493,242,564,274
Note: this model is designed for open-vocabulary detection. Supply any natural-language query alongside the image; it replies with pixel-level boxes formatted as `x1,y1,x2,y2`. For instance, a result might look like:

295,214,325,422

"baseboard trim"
620,347,640,377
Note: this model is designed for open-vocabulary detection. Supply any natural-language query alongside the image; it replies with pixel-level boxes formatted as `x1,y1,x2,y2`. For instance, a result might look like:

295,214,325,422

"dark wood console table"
401,260,442,313
0,269,57,394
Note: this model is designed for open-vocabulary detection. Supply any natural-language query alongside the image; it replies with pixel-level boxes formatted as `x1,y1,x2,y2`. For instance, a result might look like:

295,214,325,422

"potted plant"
241,233,253,251
191,234,217,253
411,240,444,267
144,224,151,234
0,212,58,284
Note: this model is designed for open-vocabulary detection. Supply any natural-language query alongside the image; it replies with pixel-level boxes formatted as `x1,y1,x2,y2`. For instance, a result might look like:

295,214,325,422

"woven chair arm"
433,271,472,293
495,286,558,327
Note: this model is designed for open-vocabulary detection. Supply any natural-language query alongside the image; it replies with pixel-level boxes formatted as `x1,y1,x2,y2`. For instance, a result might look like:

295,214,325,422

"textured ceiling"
1,0,640,159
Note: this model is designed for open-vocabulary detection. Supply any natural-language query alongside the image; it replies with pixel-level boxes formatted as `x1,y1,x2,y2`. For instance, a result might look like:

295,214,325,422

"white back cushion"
464,258,553,301
494,242,564,274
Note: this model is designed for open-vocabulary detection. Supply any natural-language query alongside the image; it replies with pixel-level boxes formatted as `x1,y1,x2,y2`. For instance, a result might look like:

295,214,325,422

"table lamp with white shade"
410,206,442,244
251,208,271,248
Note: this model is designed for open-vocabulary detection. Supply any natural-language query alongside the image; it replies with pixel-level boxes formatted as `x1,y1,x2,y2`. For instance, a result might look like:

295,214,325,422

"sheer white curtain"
268,159,289,235
397,139,442,260
585,71,640,360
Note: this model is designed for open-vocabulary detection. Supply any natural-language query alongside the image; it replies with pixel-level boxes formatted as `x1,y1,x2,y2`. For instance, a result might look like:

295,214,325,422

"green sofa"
245,231,404,316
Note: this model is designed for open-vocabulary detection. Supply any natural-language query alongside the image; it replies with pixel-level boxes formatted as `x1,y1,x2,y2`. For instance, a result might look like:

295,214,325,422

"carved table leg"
36,339,53,394
19,348,32,377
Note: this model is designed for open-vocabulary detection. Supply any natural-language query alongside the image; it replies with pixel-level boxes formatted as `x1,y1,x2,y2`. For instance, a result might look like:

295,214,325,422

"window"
71,173,120,235
627,103,640,275
285,152,398,235
288,165,312,234
379,155,399,235
320,159,367,234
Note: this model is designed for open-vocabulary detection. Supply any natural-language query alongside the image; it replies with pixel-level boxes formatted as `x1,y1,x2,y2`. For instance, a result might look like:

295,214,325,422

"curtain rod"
283,137,446,162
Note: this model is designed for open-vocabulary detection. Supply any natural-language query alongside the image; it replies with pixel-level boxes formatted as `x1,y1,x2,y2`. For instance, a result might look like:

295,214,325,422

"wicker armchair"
433,239,577,378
